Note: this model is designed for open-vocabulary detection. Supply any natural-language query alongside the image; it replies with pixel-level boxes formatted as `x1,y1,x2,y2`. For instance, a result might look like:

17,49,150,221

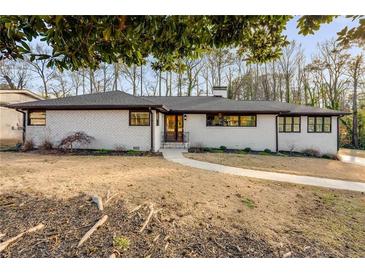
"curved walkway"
337,150,365,167
161,149,365,193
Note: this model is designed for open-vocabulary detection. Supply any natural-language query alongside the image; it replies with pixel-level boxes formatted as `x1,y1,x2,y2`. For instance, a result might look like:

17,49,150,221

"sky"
24,16,364,93
284,16,361,58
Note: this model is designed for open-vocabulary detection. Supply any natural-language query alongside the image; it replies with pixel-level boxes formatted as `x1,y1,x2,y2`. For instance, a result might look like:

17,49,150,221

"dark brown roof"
9,91,166,110
8,90,350,116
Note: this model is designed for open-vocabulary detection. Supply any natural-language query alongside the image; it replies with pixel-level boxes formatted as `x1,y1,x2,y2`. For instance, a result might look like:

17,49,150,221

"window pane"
293,117,300,124
240,115,256,127
285,124,292,132
308,117,315,126
29,112,45,119
29,111,46,126
285,117,293,125
279,124,284,132
30,119,45,125
223,115,239,127
130,112,150,126
324,124,331,132
279,117,284,125
293,124,300,132
284,117,292,132
324,117,331,125
207,114,222,126
308,124,315,132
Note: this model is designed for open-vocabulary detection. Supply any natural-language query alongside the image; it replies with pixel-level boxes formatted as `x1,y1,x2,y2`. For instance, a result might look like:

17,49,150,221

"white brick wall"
25,109,339,154
184,114,277,151
278,116,338,155
26,110,152,151
152,110,162,151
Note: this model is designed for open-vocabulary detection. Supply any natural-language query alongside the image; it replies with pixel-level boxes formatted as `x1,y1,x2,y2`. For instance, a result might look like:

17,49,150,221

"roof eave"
8,104,168,111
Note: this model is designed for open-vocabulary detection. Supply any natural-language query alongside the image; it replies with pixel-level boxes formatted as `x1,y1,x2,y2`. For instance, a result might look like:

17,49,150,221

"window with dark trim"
278,116,300,133
28,110,46,126
308,116,331,133
206,114,256,127
156,111,160,126
129,111,150,126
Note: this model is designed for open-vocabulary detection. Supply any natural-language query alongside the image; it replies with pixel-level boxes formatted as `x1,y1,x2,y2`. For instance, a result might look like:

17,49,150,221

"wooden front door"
165,114,183,142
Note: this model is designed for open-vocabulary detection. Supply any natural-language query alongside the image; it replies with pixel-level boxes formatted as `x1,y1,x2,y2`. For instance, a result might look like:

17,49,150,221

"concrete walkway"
161,149,365,193
337,153,365,167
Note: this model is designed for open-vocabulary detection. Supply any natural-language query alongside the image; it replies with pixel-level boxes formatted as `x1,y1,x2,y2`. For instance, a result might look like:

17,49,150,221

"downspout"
275,114,279,152
150,107,154,152
16,109,26,144
337,116,340,151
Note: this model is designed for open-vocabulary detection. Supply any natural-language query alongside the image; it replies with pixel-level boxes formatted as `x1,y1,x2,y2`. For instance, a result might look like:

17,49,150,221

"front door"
165,114,183,142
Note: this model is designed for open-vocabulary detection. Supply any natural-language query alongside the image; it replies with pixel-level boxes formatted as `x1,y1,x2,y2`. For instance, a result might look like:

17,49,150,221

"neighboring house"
0,89,43,146
8,87,349,155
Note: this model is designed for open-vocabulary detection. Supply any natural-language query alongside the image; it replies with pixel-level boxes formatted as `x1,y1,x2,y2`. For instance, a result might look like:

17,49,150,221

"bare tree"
51,72,72,98
121,64,140,96
184,58,203,96
278,41,299,103
0,59,31,90
312,40,350,109
27,44,55,98
347,54,364,147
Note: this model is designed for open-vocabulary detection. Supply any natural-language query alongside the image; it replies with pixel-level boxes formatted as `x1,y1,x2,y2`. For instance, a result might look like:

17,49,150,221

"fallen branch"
91,195,104,211
129,205,142,214
0,223,44,252
77,215,108,248
139,204,160,233
105,193,118,206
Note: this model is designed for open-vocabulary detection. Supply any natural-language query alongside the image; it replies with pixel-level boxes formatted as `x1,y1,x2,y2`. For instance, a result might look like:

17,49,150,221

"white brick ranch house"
9,88,349,155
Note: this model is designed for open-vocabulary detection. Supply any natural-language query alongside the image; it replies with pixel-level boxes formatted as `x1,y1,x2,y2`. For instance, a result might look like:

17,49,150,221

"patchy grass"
0,152,364,258
241,197,256,209
185,152,365,183
113,236,130,251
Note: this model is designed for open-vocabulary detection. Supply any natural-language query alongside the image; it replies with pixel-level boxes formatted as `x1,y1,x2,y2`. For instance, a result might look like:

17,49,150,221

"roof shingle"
8,90,349,115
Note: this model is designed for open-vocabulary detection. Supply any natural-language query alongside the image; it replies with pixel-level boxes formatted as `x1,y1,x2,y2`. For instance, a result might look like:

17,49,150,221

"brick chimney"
212,86,227,98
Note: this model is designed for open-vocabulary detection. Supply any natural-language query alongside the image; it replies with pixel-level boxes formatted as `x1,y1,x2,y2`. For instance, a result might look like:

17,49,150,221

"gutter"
15,109,26,144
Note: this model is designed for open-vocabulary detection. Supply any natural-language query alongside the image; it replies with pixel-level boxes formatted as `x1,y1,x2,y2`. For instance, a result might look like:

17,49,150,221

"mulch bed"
0,192,339,258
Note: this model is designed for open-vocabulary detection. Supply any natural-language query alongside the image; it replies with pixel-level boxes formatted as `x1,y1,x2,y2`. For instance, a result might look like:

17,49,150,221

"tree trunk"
352,69,359,148
140,65,143,96
158,70,162,96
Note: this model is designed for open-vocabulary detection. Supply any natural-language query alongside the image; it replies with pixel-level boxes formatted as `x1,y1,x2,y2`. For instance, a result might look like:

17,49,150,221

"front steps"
161,142,189,149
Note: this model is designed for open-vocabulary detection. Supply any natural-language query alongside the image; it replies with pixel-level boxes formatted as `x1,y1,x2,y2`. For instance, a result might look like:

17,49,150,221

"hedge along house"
8,87,349,155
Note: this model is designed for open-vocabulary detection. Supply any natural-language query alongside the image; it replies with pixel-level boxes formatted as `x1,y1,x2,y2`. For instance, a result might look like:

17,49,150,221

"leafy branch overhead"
0,16,363,71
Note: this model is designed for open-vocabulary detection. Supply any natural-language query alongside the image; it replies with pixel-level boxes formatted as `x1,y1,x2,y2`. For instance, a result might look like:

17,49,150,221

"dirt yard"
185,152,365,182
0,152,364,258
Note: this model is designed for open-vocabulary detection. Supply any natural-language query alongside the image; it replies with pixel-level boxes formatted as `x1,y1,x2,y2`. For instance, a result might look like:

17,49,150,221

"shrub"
58,131,94,151
126,150,141,156
114,145,126,152
39,139,53,150
264,148,272,154
322,154,338,160
21,139,34,152
302,149,320,158
15,143,22,151
219,145,227,151
243,147,251,152
190,143,204,153
95,149,111,154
